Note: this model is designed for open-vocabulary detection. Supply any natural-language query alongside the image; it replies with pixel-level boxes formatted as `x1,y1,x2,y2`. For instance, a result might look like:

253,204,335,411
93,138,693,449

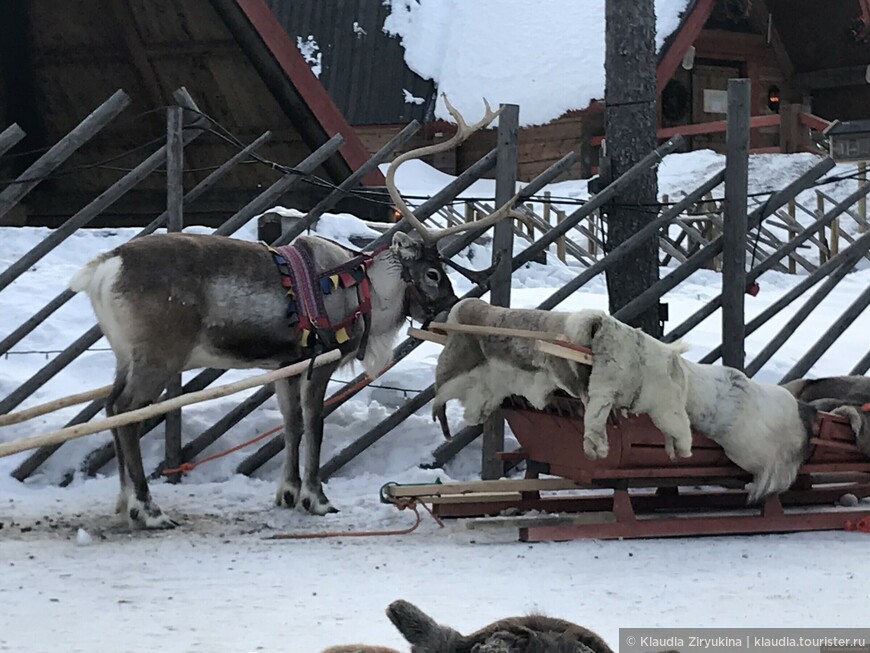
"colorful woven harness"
267,242,377,356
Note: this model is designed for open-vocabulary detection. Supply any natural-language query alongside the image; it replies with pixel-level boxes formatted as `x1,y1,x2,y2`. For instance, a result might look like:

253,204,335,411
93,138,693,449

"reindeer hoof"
127,498,177,530
275,481,301,509
299,486,339,515
583,434,609,460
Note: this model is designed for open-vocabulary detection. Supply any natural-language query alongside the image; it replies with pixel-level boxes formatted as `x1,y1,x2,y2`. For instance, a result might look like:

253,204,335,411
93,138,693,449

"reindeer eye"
426,269,441,282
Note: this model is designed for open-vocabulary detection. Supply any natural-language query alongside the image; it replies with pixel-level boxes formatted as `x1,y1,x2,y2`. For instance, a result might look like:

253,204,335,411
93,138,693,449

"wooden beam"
407,327,447,345
592,114,779,146
793,66,870,90
749,0,794,79
104,0,168,107
799,112,832,132
427,321,568,342
534,339,594,366
0,350,342,459
656,0,717,94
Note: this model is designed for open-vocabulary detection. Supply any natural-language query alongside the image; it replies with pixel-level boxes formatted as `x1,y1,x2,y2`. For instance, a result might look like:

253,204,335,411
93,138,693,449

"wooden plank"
425,492,523,505
407,327,447,346
534,339,594,365
385,477,589,498
464,511,616,530
0,350,343,459
428,321,567,342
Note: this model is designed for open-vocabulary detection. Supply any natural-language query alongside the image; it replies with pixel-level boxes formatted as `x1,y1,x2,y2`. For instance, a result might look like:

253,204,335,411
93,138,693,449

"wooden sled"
400,324,870,541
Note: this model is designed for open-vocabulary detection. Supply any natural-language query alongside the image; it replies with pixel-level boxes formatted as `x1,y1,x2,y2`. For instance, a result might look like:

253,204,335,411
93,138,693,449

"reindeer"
69,96,521,529
384,599,612,653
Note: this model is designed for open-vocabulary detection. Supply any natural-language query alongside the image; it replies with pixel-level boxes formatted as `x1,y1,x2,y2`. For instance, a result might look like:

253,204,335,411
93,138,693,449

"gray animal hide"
433,298,817,501
782,376,870,457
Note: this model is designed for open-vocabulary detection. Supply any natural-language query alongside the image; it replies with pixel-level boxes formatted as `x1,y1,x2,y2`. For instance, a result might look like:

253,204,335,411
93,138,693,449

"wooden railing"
591,108,831,154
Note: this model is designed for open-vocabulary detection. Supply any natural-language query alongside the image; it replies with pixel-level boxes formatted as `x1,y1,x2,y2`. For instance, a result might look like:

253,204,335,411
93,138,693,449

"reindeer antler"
385,94,522,246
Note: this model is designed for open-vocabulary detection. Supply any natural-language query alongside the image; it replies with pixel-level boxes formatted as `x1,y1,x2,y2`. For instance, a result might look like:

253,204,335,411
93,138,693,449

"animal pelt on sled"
782,375,870,457
432,298,819,502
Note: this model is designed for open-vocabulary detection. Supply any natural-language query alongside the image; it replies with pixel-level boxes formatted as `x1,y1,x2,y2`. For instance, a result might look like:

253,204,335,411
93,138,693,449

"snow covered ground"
1,152,869,652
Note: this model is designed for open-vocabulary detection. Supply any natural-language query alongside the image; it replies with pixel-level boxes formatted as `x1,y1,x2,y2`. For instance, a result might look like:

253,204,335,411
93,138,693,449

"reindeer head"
390,231,458,324
385,94,523,319
385,600,464,653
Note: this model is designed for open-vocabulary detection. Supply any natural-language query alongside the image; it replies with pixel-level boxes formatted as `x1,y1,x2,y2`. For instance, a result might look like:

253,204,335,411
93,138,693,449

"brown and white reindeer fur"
384,599,614,653
69,95,524,530
433,299,819,502
70,232,457,528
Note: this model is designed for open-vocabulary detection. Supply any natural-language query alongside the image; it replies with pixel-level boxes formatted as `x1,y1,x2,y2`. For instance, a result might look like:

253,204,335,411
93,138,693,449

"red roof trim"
234,0,384,186
656,0,718,94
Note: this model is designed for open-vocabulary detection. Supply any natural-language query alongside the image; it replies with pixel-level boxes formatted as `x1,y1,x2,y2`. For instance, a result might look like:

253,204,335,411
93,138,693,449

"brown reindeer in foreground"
322,599,614,653
70,96,521,529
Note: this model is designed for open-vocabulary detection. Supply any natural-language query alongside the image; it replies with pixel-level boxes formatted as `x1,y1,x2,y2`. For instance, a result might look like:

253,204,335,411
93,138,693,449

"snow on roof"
383,0,692,127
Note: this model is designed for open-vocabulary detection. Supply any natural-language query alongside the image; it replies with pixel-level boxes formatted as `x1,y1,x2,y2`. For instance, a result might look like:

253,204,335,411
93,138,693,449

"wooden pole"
0,90,131,224
721,78,750,371
164,106,185,484
0,124,26,158
817,192,827,264
0,385,112,428
482,103,518,481
788,200,797,274
859,162,867,232
604,0,660,336
557,210,567,262
0,350,341,459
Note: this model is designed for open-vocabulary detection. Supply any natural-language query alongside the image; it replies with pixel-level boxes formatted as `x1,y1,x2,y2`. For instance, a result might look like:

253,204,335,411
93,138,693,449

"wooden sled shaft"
0,349,342,458
0,385,113,428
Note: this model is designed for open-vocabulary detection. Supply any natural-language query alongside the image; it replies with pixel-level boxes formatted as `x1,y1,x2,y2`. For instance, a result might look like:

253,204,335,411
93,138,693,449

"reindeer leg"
274,377,303,508
648,407,693,460
582,388,613,460
111,360,178,529
299,359,342,515
105,370,129,515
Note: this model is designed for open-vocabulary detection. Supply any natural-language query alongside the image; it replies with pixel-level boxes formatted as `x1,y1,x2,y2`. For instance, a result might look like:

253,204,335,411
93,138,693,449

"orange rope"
263,499,443,540
161,362,394,476
161,424,284,476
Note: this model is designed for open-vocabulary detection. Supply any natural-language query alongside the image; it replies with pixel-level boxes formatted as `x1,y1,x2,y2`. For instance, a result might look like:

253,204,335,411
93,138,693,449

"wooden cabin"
272,0,870,181
0,0,385,228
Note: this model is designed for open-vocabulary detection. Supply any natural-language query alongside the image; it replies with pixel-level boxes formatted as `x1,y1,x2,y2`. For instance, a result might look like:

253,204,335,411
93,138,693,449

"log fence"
2,80,870,488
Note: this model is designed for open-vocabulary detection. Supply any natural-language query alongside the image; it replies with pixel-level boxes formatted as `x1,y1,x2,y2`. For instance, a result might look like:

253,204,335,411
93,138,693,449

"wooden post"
859,162,867,233
787,200,797,274
817,192,827,264
482,103,518,481
722,80,750,372
557,210,568,262
164,106,184,484
465,201,474,223
0,90,131,224
604,0,660,337
831,216,840,257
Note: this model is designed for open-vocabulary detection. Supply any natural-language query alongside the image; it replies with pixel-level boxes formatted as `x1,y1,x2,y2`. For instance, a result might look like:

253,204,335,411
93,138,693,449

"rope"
262,499,443,540
159,363,393,476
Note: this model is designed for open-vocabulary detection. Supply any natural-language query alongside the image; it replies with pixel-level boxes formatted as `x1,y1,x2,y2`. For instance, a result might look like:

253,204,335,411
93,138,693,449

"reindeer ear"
391,231,422,261
386,600,456,646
